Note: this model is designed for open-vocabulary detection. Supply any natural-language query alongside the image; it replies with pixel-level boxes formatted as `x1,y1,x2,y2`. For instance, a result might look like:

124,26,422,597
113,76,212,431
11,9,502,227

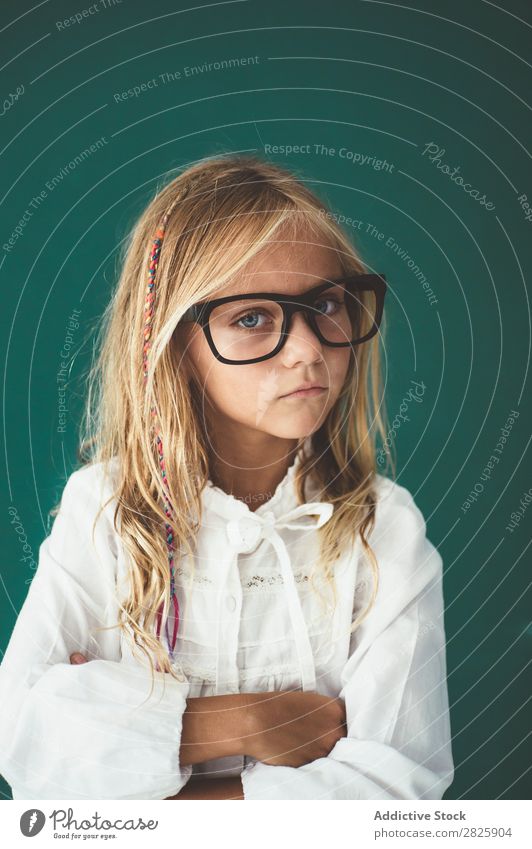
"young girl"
0,154,454,801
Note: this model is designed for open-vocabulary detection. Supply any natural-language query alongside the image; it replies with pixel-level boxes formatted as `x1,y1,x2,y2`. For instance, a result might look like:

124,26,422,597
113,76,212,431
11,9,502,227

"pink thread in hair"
142,204,181,668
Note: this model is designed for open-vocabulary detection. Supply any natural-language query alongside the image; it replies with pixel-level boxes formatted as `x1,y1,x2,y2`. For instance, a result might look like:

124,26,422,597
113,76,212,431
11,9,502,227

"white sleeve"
240,481,455,800
0,466,193,800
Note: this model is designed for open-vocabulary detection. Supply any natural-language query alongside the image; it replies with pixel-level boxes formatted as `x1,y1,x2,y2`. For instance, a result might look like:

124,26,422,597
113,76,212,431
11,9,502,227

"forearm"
165,775,244,800
180,693,252,766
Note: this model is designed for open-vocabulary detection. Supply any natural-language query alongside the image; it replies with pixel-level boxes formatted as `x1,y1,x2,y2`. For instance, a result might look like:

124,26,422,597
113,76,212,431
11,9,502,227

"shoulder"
373,471,421,507
60,456,120,503
372,473,431,538
51,457,121,557
366,472,443,589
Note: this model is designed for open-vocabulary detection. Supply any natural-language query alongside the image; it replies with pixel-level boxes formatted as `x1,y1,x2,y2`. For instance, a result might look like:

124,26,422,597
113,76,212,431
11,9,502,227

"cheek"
324,348,351,386
183,329,259,415
207,365,283,421
200,363,260,415
208,368,245,404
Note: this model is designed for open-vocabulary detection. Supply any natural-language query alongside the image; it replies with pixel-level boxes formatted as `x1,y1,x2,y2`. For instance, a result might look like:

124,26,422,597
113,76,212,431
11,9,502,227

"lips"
281,383,327,398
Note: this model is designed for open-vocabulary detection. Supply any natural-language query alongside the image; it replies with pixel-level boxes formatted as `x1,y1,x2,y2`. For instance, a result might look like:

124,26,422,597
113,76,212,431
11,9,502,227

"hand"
70,653,89,665
245,690,347,768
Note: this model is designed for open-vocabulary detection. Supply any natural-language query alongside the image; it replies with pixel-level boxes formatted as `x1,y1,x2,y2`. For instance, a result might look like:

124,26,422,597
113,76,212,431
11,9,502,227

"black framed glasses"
179,273,387,365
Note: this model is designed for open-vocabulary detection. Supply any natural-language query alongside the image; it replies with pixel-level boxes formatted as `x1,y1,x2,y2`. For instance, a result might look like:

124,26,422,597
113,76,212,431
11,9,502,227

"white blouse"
0,447,454,800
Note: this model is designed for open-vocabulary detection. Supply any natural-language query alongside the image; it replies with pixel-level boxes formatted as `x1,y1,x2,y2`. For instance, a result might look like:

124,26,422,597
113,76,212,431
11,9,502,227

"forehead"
219,229,344,298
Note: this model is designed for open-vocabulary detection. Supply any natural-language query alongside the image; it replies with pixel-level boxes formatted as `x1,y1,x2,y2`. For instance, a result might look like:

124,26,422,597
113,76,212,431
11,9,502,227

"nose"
280,309,324,365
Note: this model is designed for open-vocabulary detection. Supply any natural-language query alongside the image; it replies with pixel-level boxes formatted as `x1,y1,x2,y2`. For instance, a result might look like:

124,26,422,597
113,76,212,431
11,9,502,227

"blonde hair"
53,153,396,693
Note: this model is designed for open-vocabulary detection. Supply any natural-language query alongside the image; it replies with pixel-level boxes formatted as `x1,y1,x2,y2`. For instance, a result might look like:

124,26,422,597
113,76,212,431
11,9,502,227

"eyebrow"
222,275,346,299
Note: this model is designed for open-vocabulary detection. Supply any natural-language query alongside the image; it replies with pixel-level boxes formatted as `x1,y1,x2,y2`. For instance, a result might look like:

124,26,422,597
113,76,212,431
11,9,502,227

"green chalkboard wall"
1,0,531,801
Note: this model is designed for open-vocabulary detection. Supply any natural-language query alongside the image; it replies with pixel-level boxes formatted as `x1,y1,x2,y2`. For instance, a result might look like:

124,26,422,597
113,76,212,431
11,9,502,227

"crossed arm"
68,652,345,801
166,691,252,800
70,651,248,799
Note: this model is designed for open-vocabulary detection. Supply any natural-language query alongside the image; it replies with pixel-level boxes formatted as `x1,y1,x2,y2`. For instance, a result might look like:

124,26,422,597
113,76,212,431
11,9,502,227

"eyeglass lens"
208,281,378,361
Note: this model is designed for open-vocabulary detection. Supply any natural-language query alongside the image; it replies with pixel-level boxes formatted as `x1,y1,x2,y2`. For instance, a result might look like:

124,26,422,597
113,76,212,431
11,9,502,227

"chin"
264,418,326,440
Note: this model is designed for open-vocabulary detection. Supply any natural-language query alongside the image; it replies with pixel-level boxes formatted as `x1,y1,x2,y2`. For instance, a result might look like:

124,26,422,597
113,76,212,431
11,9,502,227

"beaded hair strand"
142,190,188,666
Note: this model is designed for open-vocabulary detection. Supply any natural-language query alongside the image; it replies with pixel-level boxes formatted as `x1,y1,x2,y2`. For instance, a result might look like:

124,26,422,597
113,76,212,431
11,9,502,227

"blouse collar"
202,435,316,519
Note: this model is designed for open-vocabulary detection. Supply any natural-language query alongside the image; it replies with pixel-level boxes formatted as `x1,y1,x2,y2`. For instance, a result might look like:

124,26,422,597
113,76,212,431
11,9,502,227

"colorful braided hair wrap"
142,198,183,665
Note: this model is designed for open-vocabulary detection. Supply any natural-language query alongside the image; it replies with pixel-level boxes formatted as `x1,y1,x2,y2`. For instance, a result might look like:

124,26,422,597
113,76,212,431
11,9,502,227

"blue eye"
234,311,274,330
314,297,345,315
239,313,261,328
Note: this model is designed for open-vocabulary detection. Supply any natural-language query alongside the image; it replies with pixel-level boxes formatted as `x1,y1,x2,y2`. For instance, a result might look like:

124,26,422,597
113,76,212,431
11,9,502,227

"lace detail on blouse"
174,565,312,591
241,570,310,591
174,565,214,585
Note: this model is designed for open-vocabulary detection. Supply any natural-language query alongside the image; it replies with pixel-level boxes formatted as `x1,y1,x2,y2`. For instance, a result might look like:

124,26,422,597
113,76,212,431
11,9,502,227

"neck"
209,435,302,512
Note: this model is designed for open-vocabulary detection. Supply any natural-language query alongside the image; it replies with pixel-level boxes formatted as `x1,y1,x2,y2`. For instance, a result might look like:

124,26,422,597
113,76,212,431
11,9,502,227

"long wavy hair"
53,153,395,692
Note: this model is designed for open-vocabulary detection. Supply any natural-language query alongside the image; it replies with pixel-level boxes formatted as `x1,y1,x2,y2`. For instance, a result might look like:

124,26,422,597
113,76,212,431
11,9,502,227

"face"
179,225,352,452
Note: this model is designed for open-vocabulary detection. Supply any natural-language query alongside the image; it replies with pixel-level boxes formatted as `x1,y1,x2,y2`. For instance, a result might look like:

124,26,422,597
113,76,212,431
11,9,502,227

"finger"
70,653,88,664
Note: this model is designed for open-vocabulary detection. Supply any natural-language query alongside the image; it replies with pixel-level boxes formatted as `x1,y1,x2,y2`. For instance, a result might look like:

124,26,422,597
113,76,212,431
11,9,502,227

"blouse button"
225,594,237,613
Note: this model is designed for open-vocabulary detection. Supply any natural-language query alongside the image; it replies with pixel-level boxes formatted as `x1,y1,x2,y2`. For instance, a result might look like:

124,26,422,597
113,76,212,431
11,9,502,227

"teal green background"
1,0,531,800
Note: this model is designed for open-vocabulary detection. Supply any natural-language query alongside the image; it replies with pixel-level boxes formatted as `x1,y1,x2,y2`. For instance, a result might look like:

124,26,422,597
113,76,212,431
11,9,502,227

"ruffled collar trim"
202,436,314,519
